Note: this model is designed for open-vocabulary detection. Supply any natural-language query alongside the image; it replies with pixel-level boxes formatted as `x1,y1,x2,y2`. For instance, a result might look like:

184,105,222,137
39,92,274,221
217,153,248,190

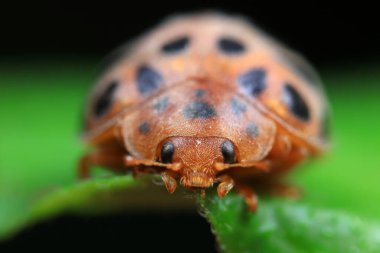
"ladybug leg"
125,155,181,174
214,160,270,172
78,155,91,179
265,132,309,176
217,174,235,197
78,148,126,179
125,156,181,194
270,146,308,175
263,181,301,198
161,170,178,194
125,155,163,168
235,183,258,212
236,160,270,171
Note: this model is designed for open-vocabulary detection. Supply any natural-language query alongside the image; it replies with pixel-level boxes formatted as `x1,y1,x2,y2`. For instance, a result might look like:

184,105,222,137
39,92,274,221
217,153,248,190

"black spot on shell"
183,101,216,119
153,96,169,114
161,36,189,54
94,81,118,118
218,37,245,54
138,121,150,135
283,84,310,121
136,65,163,95
246,122,259,138
161,142,174,163
238,68,267,96
221,140,236,164
195,89,205,98
230,98,247,117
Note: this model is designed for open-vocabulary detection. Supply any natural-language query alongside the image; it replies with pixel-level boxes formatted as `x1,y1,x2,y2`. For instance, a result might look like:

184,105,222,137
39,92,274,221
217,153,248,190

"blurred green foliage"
0,61,380,251
201,195,380,253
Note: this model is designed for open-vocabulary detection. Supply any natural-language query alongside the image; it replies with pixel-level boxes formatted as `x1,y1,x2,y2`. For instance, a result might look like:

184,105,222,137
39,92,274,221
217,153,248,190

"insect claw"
161,172,177,194
217,182,234,197
217,175,234,197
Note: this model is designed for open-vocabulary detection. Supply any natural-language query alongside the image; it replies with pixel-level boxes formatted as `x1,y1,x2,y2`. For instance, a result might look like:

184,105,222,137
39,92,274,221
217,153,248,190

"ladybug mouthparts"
161,169,234,198
180,173,214,188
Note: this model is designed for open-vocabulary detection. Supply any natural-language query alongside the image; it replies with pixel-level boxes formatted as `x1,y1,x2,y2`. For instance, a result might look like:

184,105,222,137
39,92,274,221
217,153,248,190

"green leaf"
0,176,136,239
200,194,380,253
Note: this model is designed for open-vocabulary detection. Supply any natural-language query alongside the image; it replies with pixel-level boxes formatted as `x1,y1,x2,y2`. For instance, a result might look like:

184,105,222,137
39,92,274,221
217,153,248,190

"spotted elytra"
79,12,330,211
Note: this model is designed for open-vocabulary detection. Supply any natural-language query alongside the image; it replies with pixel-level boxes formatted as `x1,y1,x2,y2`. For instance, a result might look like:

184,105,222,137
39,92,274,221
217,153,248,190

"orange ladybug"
79,12,330,211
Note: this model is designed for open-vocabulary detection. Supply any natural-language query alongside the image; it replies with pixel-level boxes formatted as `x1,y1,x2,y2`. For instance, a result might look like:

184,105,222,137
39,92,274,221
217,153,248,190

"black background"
1,1,380,66
2,212,217,252
1,1,379,251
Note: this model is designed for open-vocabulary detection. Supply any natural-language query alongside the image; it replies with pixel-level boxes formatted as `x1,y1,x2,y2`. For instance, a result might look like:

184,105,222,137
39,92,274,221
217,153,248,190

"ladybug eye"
161,142,175,163
221,140,236,164
94,81,118,118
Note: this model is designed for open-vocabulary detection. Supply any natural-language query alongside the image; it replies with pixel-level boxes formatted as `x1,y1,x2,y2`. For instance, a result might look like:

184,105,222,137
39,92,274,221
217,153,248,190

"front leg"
235,183,259,212
257,180,301,199
124,155,182,194
78,148,126,179
217,175,258,212
125,155,182,175
217,175,235,197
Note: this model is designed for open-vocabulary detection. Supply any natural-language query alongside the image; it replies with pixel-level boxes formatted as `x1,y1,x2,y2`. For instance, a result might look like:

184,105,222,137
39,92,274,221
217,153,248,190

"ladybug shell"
82,12,329,163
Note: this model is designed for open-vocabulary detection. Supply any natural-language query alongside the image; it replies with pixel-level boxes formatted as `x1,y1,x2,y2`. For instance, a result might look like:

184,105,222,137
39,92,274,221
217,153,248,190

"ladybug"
79,12,330,211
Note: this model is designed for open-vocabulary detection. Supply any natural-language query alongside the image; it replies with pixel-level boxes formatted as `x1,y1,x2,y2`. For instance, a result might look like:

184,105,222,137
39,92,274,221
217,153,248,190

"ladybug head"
156,136,238,192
